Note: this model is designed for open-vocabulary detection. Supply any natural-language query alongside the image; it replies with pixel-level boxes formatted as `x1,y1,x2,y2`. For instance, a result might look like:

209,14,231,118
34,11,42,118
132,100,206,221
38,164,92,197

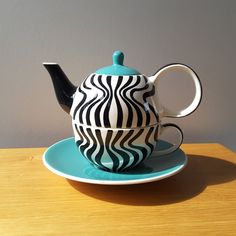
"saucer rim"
42,137,188,185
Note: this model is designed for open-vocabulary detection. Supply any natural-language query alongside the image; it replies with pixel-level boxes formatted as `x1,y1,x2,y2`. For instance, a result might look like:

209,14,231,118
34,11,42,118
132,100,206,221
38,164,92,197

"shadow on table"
67,154,236,206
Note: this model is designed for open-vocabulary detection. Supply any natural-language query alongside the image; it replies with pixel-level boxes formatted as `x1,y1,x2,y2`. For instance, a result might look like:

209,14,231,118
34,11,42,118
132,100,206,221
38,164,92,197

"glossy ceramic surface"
43,137,188,185
43,50,201,173
72,124,159,172
95,50,141,75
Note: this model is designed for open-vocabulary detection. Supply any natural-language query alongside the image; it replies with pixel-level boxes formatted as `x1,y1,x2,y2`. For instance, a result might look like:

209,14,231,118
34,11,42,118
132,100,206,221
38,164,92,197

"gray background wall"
0,0,235,151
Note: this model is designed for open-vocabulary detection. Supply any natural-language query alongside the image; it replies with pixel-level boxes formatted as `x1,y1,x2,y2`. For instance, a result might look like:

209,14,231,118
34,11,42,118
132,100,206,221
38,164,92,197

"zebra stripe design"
73,123,158,172
70,74,159,128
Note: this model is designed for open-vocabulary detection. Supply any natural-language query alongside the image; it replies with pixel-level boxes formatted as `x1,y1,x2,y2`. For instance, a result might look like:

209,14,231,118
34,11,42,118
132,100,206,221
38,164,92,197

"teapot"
43,50,202,172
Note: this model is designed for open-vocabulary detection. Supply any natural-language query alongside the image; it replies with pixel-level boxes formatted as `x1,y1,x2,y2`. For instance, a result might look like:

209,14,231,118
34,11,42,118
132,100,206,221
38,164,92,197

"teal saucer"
43,137,187,185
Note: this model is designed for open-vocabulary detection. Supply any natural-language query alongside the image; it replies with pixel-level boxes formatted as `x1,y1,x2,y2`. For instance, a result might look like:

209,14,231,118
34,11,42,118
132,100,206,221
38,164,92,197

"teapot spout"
43,63,77,114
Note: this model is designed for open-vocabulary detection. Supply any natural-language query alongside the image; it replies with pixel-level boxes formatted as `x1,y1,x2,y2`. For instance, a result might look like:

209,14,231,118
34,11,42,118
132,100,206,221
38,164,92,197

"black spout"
43,63,77,114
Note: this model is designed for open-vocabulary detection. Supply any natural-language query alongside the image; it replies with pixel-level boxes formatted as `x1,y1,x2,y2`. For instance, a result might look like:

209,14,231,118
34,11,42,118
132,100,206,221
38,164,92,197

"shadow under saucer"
68,154,236,206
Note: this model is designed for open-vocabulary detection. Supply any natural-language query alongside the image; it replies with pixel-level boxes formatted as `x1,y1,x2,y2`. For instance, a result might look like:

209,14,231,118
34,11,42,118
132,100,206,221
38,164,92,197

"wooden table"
0,143,235,236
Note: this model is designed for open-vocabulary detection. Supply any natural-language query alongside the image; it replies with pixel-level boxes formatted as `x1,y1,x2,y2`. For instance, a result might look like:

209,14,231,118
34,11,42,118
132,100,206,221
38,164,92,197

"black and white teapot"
43,51,202,172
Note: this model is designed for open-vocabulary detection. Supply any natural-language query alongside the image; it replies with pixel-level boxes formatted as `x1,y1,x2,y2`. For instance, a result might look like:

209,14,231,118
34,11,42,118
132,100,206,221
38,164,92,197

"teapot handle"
149,63,202,118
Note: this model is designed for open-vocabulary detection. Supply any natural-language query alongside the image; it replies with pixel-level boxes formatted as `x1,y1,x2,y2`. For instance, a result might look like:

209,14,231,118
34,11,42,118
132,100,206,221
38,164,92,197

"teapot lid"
95,50,141,75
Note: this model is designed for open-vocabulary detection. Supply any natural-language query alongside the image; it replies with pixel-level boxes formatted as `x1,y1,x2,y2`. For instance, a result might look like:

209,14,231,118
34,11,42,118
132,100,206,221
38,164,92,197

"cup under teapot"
72,122,182,172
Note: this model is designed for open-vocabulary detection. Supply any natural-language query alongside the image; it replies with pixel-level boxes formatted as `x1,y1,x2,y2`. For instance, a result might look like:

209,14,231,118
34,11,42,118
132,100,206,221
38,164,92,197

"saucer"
43,137,187,185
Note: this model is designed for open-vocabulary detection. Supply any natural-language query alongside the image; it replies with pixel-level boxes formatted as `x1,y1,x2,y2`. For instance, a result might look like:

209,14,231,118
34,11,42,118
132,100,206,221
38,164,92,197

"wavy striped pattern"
70,74,159,128
73,124,158,172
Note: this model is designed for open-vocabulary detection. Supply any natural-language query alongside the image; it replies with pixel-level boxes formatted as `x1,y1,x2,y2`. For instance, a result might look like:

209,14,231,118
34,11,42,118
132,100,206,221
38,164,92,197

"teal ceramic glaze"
43,137,188,185
95,51,141,75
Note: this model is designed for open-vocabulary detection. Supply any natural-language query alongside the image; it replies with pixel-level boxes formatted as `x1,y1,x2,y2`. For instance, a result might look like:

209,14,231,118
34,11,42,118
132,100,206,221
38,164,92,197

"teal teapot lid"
95,50,141,75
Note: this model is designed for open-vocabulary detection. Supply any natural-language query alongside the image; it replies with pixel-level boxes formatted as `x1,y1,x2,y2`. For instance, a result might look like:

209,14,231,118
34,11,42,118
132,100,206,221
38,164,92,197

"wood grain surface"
0,143,235,236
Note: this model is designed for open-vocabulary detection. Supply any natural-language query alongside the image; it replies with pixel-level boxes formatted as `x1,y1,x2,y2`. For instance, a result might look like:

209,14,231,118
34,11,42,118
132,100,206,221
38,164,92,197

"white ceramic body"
70,74,162,171
69,64,202,172
72,123,159,172
70,74,160,129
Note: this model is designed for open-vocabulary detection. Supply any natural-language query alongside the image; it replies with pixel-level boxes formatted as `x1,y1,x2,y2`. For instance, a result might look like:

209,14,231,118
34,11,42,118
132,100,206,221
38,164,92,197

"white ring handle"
149,63,202,118
153,123,183,156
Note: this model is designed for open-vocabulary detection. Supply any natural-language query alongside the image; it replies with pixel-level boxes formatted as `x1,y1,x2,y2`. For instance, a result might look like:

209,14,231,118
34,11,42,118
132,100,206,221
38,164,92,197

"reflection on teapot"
43,51,202,172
